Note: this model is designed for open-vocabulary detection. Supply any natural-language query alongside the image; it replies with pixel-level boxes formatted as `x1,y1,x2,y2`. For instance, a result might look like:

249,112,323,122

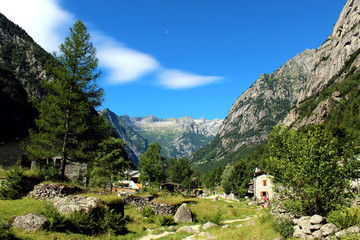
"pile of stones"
123,195,177,215
27,183,81,200
292,215,338,239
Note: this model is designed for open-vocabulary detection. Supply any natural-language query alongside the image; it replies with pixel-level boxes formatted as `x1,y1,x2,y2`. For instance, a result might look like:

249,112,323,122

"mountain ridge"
103,109,223,164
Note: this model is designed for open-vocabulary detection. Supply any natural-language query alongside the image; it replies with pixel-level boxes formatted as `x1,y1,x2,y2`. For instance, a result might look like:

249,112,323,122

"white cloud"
0,0,223,88
0,0,74,52
95,37,159,84
158,70,223,89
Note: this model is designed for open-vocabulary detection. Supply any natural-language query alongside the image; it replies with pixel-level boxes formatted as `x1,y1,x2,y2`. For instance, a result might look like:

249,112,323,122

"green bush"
140,206,153,218
328,207,360,230
100,208,127,235
258,209,273,224
272,217,294,238
0,221,16,240
0,166,25,200
41,203,67,232
66,210,98,235
157,215,175,226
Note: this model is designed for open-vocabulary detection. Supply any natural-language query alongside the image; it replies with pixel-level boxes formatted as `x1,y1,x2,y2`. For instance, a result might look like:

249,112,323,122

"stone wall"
123,195,177,215
64,162,87,186
27,183,81,200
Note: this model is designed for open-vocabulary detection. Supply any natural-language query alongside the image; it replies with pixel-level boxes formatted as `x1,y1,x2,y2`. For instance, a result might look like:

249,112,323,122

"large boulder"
174,203,192,223
12,213,47,232
52,195,105,215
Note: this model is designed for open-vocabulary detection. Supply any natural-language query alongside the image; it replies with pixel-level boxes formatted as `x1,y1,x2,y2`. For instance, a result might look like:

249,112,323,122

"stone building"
248,168,274,199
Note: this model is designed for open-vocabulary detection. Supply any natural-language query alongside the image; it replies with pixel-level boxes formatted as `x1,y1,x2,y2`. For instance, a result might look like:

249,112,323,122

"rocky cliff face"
282,0,360,128
103,109,222,163
191,49,315,170
192,0,360,171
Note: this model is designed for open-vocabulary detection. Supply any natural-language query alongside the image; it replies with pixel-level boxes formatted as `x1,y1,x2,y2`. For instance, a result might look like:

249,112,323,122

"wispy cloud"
158,70,223,89
95,36,159,84
0,0,74,52
0,0,224,88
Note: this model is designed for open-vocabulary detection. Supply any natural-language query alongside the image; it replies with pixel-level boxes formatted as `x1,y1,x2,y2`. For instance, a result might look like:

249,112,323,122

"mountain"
191,0,360,172
103,109,223,164
102,109,148,165
0,12,54,166
0,12,54,142
282,0,360,128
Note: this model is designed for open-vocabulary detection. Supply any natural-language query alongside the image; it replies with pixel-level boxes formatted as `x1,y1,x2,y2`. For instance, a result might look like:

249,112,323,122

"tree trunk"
60,86,72,179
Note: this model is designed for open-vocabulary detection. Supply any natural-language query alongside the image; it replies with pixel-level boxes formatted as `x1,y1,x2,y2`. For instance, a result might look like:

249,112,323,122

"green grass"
0,198,48,222
0,192,298,239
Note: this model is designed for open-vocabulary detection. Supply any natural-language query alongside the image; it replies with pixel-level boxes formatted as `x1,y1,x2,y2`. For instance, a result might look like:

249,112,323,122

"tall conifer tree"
27,20,107,178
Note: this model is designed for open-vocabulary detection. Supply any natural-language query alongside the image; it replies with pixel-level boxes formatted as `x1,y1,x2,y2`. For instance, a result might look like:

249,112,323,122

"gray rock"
222,224,230,229
12,213,48,232
310,215,326,224
168,226,176,232
246,220,256,225
52,195,105,215
203,222,218,230
310,224,323,230
174,203,192,223
198,232,217,239
312,230,323,239
298,219,312,235
236,223,243,228
293,225,308,239
320,223,339,236
176,225,201,234
335,225,360,238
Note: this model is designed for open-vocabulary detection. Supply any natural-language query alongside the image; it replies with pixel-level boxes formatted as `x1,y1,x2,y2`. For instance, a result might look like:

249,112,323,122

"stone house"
248,168,274,199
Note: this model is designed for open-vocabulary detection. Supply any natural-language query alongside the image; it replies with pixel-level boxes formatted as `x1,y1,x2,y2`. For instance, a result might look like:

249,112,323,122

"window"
261,191,267,197
263,180,267,186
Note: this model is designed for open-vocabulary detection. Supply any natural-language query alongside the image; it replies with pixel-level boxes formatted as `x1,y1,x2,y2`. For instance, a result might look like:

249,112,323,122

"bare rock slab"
203,222,218,230
12,213,47,232
174,203,192,223
52,195,105,215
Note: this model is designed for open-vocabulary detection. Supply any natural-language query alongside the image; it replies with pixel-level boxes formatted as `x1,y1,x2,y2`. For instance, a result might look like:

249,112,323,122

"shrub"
140,206,153,218
157,215,175,226
41,203,67,232
100,208,127,235
258,209,273,224
0,221,16,240
66,210,98,235
272,217,294,239
0,165,25,199
328,207,360,230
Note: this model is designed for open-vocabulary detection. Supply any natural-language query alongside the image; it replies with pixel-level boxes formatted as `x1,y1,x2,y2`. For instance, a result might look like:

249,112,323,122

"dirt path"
138,231,174,240
221,216,254,224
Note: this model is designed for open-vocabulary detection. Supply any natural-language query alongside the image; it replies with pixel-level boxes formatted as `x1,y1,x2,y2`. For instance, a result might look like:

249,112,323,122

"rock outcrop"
191,49,315,170
12,213,48,232
192,0,360,170
174,203,193,223
52,196,105,215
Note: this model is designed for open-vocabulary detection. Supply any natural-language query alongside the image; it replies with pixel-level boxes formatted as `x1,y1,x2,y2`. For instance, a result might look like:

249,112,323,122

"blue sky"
1,0,346,119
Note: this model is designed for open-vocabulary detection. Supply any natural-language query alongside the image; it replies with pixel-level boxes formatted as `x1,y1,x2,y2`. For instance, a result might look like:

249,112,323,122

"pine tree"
90,137,132,190
26,20,108,178
139,142,167,187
